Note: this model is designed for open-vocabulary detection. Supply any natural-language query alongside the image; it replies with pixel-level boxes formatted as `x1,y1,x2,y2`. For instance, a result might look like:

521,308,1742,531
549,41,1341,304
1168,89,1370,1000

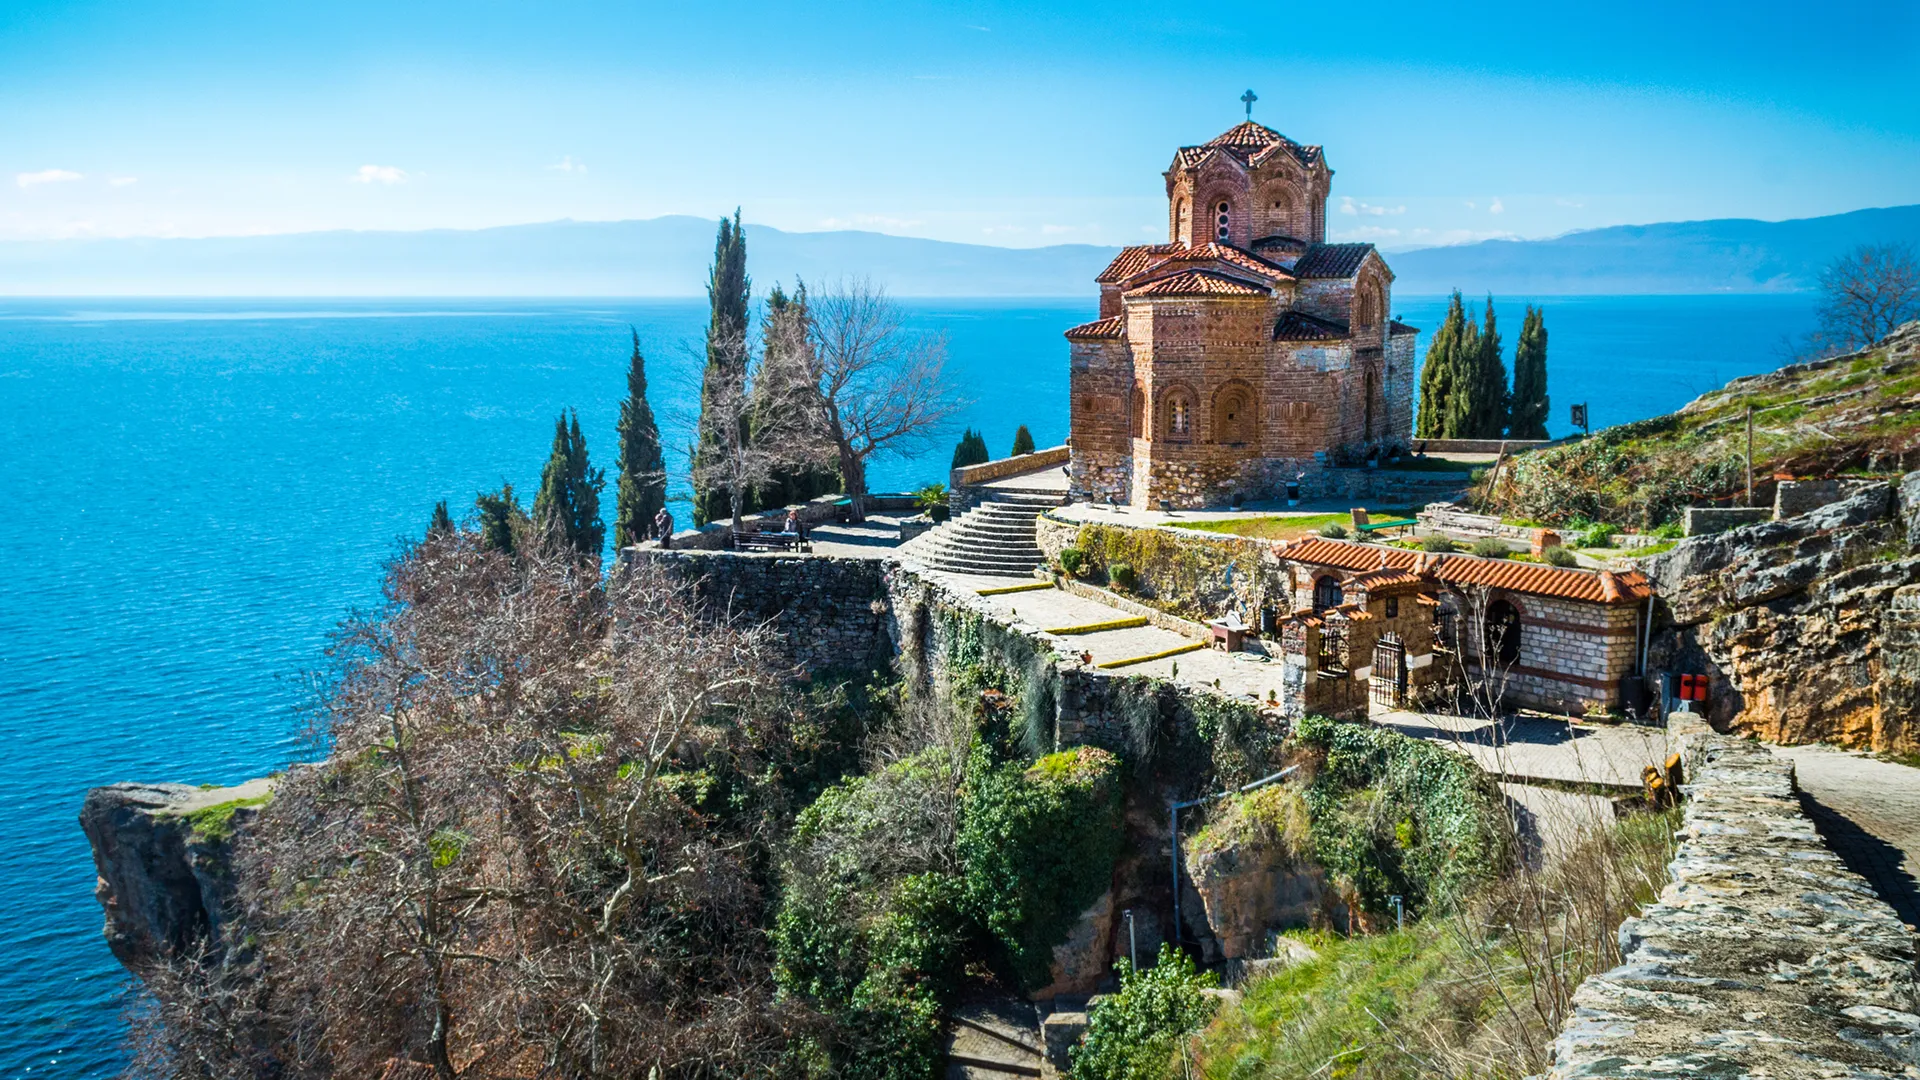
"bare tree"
795,279,967,522
1818,242,1920,351
163,529,825,1078
684,325,834,532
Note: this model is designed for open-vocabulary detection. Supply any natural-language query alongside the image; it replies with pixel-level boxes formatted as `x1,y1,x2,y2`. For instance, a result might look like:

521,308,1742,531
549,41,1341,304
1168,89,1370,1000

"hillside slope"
1486,322,1920,530
1391,204,1920,295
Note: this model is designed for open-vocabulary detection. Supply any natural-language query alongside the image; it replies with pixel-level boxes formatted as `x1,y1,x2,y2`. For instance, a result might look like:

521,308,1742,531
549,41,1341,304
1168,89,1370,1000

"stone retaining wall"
952,445,1071,488
1545,711,1920,1077
627,549,892,672
1682,505,1772,536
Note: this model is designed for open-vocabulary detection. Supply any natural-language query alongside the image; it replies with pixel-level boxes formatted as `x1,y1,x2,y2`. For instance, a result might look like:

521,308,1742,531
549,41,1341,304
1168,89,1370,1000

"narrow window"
1215,201,1231,241
1170,396,1191,437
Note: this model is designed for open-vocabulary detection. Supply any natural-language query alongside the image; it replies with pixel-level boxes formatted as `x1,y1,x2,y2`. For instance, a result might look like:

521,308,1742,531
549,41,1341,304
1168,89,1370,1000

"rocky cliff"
78,778,270,969
1648,472,1920,752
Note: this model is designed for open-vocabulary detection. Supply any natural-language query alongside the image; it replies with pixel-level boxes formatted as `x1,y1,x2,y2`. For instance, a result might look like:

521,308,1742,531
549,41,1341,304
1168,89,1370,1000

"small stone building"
1066,120,1417,510
1271,538,1653,716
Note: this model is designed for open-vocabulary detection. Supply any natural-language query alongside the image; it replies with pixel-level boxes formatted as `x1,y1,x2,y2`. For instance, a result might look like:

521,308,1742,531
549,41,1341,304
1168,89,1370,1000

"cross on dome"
1241,89,1257,120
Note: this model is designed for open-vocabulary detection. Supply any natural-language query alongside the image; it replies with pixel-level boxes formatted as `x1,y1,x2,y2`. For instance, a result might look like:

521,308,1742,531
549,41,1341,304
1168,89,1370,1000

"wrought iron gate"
1370,634,1407,711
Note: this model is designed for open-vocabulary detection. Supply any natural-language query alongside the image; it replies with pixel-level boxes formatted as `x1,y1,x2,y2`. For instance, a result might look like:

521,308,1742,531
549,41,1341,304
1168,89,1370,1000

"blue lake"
0,292,1816,1077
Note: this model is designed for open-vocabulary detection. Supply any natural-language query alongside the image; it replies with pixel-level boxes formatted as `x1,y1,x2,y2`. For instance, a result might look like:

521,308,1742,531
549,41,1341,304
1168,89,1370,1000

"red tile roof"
1273,311,1351,341
1064,315,1126,340
1272,537,1651,606
1159,242,1294,281
1127,269,1270,298
1174,122,1324,171
1291,243,1377,280
1096,244,1181,284
1389,319,1419,336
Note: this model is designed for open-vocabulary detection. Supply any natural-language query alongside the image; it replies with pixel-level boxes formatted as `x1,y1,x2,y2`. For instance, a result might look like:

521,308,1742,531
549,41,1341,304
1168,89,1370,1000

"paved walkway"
1771,743,1920,929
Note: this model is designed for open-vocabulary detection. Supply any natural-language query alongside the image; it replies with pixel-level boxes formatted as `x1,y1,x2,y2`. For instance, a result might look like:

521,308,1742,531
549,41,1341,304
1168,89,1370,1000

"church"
1065,115,1416,509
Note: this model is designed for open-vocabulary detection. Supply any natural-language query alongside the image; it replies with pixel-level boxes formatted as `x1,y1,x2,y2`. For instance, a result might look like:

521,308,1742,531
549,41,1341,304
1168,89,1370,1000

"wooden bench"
1350,508,1416,535
731,530,809,553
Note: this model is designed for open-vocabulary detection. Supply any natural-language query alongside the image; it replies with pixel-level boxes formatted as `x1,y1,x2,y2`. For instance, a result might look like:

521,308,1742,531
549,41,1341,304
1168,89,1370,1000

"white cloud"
17,169,83,189
350,165,407,185
1333,226,1403,241
1340,197,1405,217
108,176,138,187
1555,197,1586,208
547,155,586,173
1488,198,1505,215
1464,200,1476,210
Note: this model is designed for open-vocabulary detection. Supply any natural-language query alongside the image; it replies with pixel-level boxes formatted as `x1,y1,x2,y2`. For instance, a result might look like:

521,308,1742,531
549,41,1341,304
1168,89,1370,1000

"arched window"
1176,199,1190,242
1215,201,1231,242
1214,384,1254,444
1130,381,1145,438
1313,576,1344,611
1484,599,1522,666
1165,391,1193,440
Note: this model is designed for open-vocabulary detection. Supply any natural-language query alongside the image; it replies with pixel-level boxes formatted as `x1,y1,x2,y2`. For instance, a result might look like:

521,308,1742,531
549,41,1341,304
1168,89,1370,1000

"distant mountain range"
2,204,1915,297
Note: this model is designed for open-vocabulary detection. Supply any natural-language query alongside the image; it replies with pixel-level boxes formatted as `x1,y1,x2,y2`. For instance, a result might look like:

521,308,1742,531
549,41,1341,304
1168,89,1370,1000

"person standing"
653,507,674,549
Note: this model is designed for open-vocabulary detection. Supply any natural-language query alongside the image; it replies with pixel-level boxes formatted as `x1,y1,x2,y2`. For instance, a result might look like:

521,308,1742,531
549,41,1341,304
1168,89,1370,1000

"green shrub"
951,429,990,469
1650,520,1684,539
1579,522,1619,548
960,745,1124,988
1319,522,1349,539
1542,545,1579,567
1290,714,1510,916
1419,534,1457,553
1469,537,1509,559
1070,945,1218,1080
1011,425,1037,457
1108,563,1136,591
1059,547,1085,576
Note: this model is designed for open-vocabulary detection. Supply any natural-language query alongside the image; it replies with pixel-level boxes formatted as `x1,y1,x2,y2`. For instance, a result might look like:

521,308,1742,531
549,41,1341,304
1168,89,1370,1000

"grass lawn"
1182,509,1418,542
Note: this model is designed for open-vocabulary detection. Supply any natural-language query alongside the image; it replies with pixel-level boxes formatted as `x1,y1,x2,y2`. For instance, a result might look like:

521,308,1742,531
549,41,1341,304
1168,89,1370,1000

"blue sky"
2,0,1916,249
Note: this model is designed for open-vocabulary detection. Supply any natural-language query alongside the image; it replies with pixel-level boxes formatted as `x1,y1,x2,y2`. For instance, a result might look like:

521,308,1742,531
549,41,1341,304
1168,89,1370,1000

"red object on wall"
1677,674,1710,702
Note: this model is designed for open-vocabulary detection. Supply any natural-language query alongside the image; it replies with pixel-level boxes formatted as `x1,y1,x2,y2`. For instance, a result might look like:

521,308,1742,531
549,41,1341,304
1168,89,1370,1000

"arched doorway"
1484,599,1521,666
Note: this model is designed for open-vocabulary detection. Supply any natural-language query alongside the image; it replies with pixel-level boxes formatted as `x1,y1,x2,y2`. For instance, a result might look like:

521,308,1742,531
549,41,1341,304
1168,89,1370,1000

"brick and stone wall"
624,549,892,672
1482,594,1641,715
1682,505,1771,536
1544,711,1920,1077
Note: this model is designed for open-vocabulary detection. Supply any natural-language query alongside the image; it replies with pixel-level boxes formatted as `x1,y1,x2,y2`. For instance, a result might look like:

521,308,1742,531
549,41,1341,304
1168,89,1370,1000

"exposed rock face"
1545,714,1920,1077
79,778,269,970
1649,475,1920,752
1035,890,1117,998
1183,840,1340,960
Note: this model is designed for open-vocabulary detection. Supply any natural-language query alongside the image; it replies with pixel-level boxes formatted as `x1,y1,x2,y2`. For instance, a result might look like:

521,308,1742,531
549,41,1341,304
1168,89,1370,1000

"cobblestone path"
1771,743,1920,929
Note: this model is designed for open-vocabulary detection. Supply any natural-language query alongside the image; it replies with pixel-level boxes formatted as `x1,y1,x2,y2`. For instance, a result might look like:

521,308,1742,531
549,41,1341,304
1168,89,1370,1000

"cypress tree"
1508,305,1550,439
1468,297,1508,438
691,211,752,526
475,482,528,555
1416,291,1467,438
613,329,666,550
1443,313,1480,438
533,409,606,557
427,499,454,539
951,428,990,469
1010,425,1036,457
752,283,839,508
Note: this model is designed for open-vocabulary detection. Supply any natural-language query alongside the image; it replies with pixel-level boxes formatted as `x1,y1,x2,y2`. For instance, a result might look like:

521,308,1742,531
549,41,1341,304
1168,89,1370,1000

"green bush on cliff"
1290,714,1510,916
960,745,1125,988
1069,946,1219,1080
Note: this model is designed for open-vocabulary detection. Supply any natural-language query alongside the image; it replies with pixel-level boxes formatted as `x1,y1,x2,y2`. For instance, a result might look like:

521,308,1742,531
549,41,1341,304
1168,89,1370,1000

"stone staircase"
943,1000,1044,1079
910,490,1062,578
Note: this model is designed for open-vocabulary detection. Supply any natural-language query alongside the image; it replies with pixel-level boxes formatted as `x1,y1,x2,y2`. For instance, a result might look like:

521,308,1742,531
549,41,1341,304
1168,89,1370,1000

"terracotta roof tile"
1127,269,1270,298
1273,310,1351,341
1160,242,1294,280
1389,319,1419,336
1348,567,1425,590
1271,537,1651,606
1063,315,1125,341
1175,122,1324,171
1096,244,1181,284
1292,243,1377,279
1252,234,1309,254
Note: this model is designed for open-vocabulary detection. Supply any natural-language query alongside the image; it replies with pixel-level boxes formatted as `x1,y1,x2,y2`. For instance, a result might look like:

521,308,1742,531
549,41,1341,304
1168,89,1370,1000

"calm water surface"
0,293,1813,1077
